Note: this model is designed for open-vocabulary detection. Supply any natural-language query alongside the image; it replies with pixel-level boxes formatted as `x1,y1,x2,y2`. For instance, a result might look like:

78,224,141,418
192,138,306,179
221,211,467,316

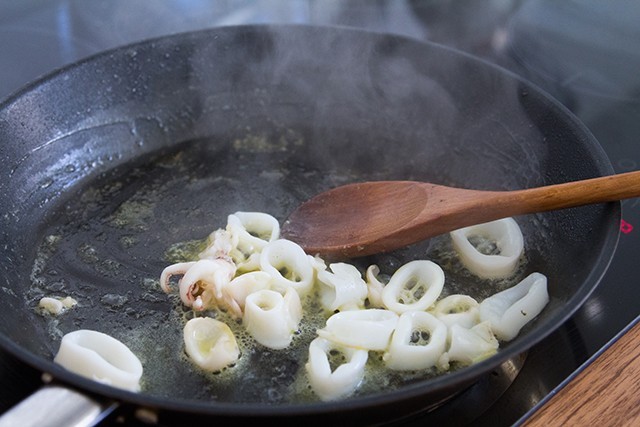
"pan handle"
0,384,117,427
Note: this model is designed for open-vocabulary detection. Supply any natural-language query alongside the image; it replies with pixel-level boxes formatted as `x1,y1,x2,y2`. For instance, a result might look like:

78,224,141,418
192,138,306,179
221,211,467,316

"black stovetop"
1,1,639,425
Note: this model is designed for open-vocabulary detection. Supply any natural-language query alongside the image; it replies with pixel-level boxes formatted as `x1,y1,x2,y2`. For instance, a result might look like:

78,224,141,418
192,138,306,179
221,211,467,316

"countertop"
524,316,640,426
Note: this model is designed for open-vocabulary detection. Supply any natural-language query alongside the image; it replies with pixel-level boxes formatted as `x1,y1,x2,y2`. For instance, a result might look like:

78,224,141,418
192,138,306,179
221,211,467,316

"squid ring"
381,260,445,313
54,329,143,392
450,218,524,279
383,311,447,371
305,337,368,401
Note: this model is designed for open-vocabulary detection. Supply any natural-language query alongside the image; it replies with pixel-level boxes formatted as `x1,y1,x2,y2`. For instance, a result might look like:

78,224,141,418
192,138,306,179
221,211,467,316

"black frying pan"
0,25,619,426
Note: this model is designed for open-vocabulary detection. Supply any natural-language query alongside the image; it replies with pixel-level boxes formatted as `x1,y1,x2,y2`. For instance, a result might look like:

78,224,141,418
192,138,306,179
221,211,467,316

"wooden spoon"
281,171,640,258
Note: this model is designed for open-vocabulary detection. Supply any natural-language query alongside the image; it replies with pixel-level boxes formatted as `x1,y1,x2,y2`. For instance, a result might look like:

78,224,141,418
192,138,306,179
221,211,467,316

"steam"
185,24,547,196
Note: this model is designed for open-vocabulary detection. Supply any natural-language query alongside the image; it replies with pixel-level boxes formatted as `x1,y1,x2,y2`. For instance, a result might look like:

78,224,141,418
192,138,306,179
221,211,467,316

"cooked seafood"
183,317,240,371
450,218,524,279
54,329,143,392
155,212,549,401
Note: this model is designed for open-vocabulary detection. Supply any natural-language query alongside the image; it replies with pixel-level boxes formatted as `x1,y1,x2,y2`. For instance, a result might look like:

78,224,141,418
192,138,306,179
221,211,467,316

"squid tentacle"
160,262,196,293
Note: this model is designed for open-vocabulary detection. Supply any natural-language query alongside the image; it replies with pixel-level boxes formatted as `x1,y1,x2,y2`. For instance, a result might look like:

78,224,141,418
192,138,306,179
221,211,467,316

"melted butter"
145,231,530,404
30,226,527,404
25,136,536,405
164,238,208,263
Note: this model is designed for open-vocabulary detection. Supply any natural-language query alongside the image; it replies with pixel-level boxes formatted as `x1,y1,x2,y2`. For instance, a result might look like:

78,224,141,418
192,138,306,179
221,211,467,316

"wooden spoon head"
281,181,430,258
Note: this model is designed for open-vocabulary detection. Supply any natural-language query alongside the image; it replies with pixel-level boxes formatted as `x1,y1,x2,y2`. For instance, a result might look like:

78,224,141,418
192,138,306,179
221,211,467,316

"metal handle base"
0,384,116,427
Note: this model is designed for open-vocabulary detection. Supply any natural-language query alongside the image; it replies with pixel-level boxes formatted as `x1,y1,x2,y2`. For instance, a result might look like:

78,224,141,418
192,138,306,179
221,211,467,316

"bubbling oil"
30,221,528,404
26,136,533,405
149,231,528,403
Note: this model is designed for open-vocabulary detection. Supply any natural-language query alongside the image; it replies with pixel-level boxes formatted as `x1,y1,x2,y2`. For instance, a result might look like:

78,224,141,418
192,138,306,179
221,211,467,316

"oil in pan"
26,129,532,405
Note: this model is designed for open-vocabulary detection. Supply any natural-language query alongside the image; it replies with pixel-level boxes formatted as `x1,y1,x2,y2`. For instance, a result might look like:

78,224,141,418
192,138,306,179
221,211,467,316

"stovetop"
1,1,639,425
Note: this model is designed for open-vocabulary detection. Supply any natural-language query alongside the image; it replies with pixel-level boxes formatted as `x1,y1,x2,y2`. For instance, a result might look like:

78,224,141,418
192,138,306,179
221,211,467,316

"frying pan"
0,25,619,426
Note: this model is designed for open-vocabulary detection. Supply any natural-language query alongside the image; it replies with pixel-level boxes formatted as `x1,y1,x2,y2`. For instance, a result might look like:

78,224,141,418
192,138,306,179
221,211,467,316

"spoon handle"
487,170,640,217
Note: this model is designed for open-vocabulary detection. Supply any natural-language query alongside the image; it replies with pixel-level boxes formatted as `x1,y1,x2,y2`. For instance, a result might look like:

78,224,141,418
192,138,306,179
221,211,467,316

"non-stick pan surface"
0,25,619,425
